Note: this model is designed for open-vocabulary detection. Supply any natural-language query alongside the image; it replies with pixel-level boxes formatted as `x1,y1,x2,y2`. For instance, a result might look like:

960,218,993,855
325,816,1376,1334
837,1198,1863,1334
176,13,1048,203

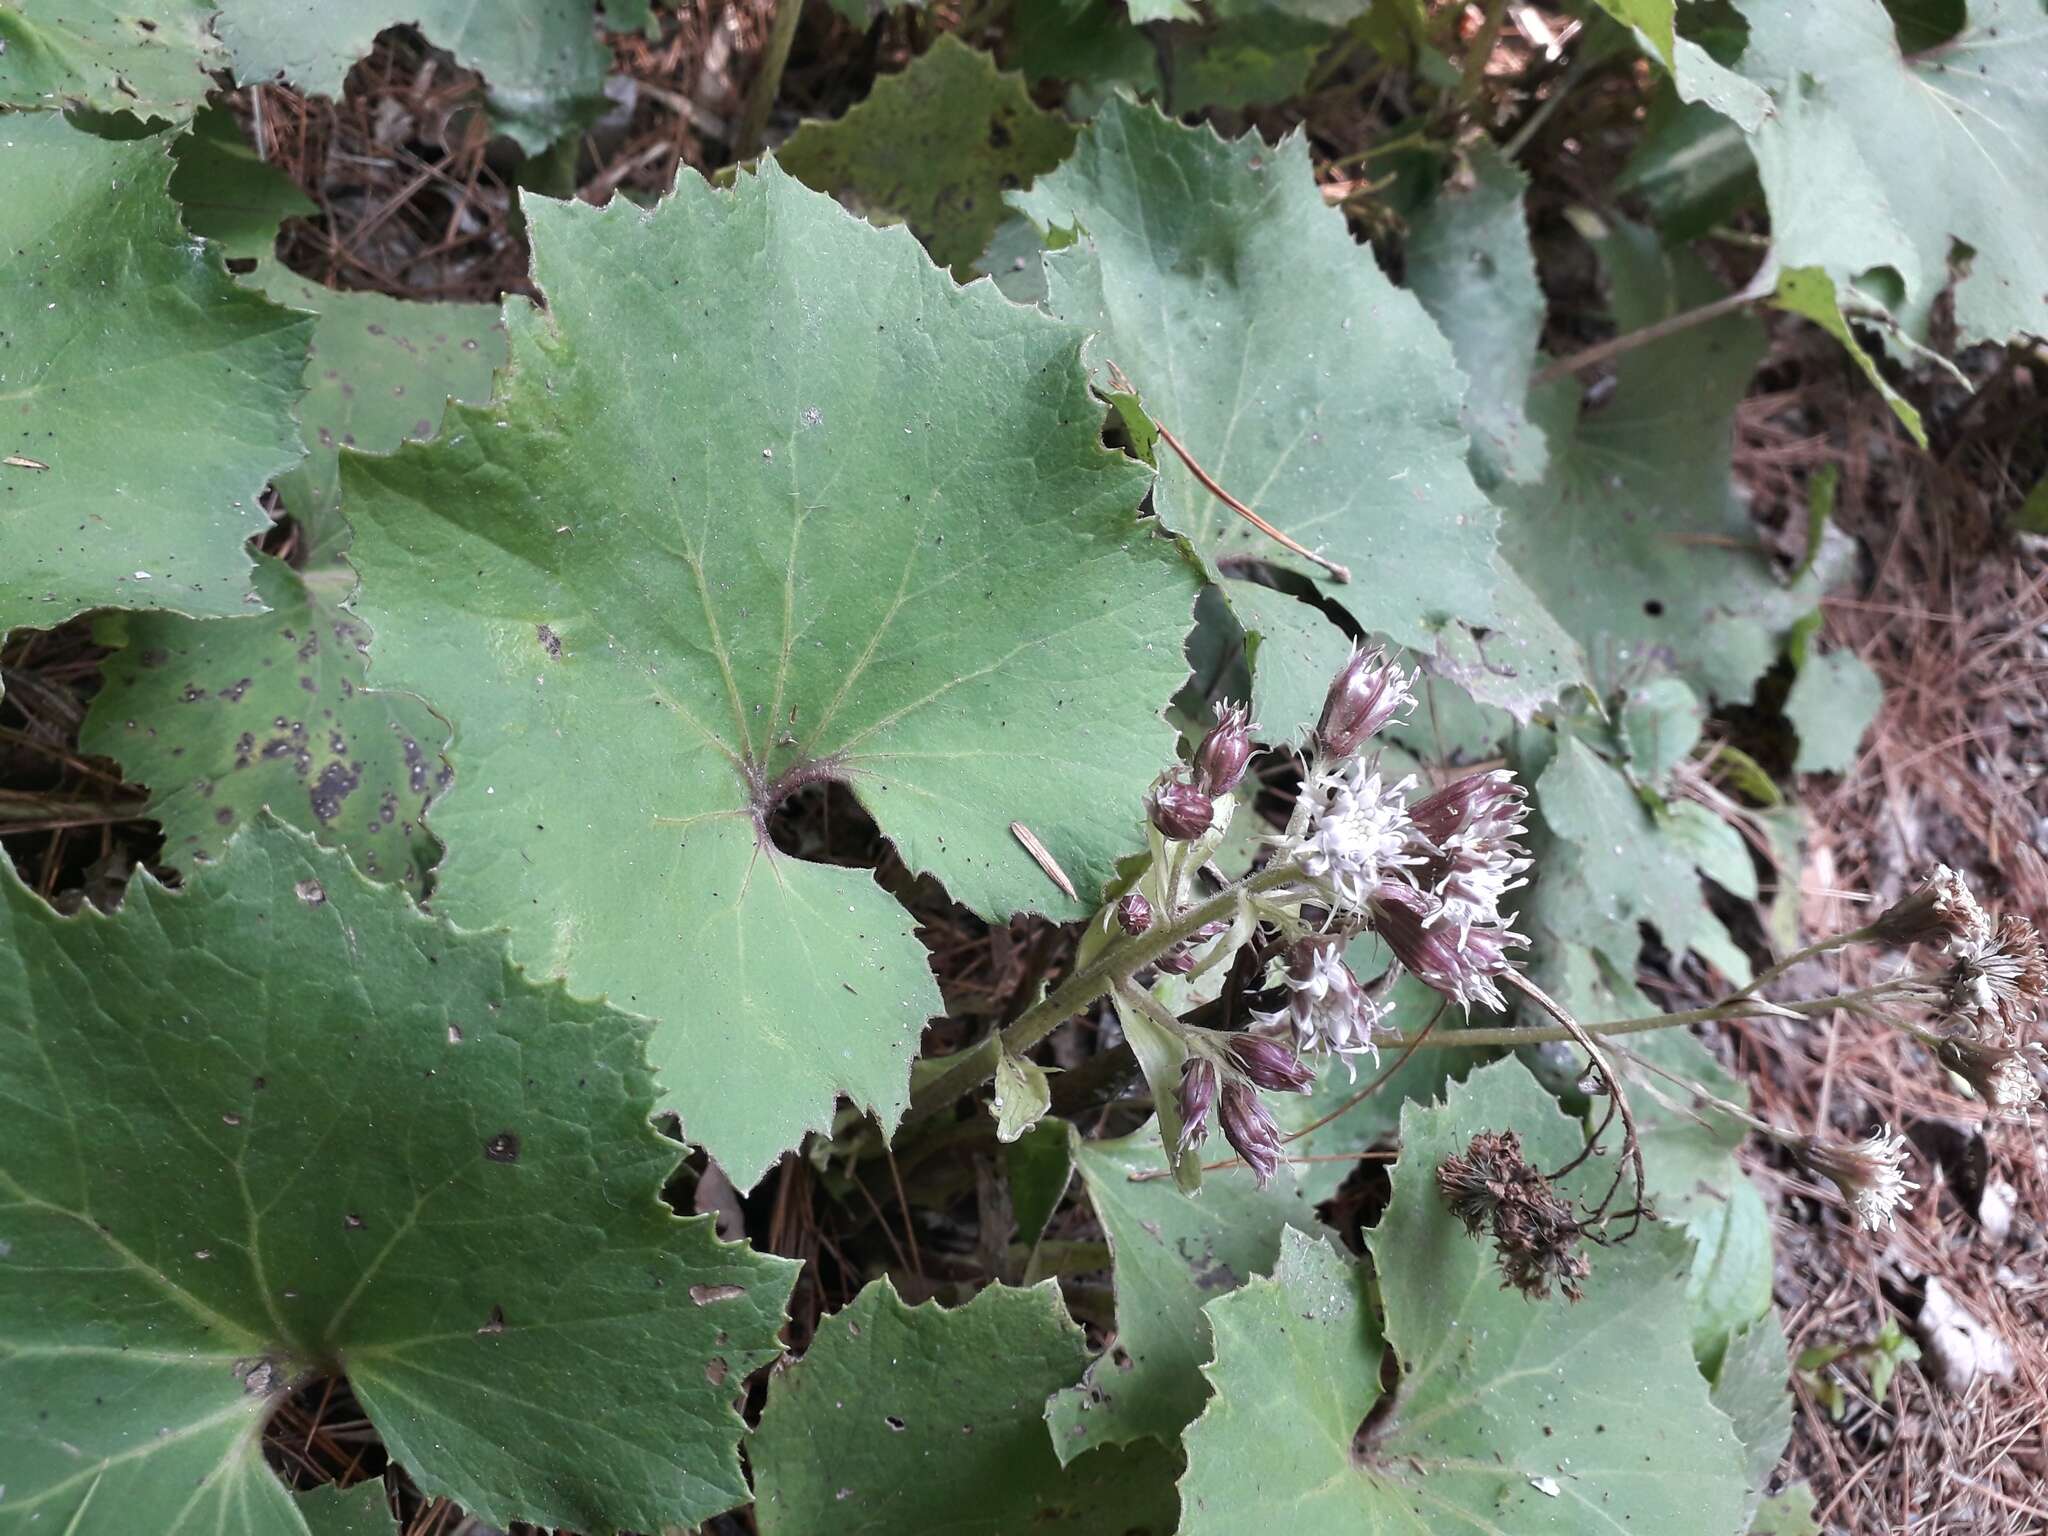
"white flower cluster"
1253,936,1389,1071
1289,759,1418,912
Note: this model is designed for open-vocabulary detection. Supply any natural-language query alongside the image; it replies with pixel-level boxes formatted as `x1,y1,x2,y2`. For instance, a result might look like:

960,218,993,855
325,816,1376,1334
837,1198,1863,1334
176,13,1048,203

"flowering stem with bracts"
905,860,1306,1124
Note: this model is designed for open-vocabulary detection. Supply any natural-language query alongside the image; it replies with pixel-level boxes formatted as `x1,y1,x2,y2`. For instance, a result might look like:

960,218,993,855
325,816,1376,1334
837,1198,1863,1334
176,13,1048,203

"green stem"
1731,924,1878,1000
905,863,1305,1123
737,0,805,160
1458,0,1509,108
1379,980,1915,1052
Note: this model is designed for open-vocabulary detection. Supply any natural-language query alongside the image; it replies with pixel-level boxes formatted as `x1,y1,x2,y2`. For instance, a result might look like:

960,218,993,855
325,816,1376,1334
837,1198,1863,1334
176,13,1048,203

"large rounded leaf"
343,163,1198,1185
0,823,796,1535
0,116,308,638
750,1279,1181,1535
1180,1060,1751,1533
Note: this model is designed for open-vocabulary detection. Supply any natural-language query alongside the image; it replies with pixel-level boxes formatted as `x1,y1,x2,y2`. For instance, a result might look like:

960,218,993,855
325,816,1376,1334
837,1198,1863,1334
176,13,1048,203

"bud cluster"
1172,1032,1315,1188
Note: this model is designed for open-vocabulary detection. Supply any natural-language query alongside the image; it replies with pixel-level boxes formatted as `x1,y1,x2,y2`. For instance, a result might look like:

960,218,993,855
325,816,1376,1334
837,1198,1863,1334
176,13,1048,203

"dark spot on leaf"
215,807,236,826
478,1304,507,1335
885,1414,906,1431
484,1130,521,1164
1643,599,1664,617
536,623,562,659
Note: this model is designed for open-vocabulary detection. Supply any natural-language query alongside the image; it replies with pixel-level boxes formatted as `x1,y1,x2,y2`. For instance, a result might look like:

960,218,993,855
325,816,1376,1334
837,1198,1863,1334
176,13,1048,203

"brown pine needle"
1150,419,1352,584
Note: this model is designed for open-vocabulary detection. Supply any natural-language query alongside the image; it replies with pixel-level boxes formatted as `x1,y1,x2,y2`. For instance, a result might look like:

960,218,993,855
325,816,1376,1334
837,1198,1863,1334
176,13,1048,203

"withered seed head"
1437,1130,1589,1302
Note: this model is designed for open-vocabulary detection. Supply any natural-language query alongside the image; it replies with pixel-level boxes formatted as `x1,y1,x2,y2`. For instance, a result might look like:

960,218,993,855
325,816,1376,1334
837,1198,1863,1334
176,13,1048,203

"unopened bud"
1193,703,1256,797
1226,1034,1315,1094
1176,1057,1218,1161
1148,778,1214,842
1314,644,1413,760
1218,1082,1283,1187
1115,891,1154,936
1156,944,1196,976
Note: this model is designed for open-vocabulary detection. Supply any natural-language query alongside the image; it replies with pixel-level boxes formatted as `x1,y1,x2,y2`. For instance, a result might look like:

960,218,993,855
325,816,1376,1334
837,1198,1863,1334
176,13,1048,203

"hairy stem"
1731,924,1878,1000
905,863,1305,1123
1378,979,1916,1052
737,0,805,160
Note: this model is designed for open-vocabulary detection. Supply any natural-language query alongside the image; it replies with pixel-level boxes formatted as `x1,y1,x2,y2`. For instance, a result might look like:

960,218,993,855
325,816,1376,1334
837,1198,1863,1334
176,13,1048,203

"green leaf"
1012,99,1508,714
212,0,614,152
749,1279,1181,1535
1620,674,1705,788
1218,578,1353,744
1664,799,1759,901
0,116,309,638
1161,8,1330,113
1178,1228,1384,1533
1726,0,2048,351
82,557,446,892
1362,1060,1748,1530
1615,90,1760,246
344,164,1197,1186
2018,470,2048,536
1785,646,1882,775
1406,140,1548,487
1621,1028,1774,1358
1751,1483,1821,1536
776,36,1078,277
0,0,221,118
1047,1126,1321,1462
0,821,796,1534
1711,1310,1795,1527
168,104,316,261
1186,1063,1751,1531
295,1484,395,1536
1496,221,1827,703
1771,267,1925,447
1007,1115,1076,1257
993,1047,1053,1142
1588,0,1675,65
975,211,1053,305
247,266,507,560
1532,734,1751,984
1009,0,1161,97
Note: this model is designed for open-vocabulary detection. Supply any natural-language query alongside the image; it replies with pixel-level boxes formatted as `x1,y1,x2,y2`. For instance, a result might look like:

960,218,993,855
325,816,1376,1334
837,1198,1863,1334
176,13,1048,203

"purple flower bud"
1370,879,1524,1013
1218,1082,1284,1187
1226,1034,1316,1094
1148,778,1214,842
1115,891,1154,936
1193,703,1256,797
1156,944,1197,975
1408,769,1525,846
1176,1057,1218,1161
1314,645,1413,760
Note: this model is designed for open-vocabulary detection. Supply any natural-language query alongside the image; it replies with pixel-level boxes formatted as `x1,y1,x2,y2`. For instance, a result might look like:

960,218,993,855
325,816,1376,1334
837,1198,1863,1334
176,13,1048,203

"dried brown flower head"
1437,1130,1590,1302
